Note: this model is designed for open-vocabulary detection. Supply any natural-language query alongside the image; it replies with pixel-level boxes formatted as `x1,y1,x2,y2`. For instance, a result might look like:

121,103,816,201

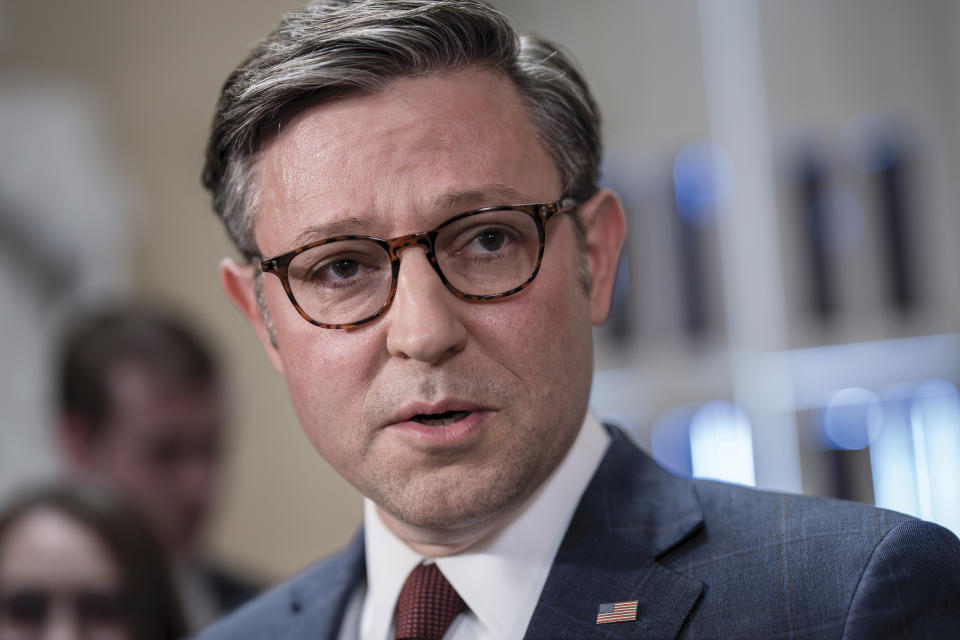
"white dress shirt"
337,413,610,640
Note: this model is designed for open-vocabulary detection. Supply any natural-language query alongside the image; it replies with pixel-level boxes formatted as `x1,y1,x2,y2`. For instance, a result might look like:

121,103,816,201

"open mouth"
409,410,471,426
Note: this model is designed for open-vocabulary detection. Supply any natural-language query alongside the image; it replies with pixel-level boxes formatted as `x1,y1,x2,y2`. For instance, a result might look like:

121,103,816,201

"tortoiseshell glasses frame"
259,198,579,329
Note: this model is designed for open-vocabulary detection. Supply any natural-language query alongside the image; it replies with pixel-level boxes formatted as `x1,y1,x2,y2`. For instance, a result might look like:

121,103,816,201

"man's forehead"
289,184,539,245
264,69,527,161
252,69,561,251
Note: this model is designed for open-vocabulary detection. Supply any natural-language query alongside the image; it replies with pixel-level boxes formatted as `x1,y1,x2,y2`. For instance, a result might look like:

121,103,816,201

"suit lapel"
287,529,366,639
524,427,705,639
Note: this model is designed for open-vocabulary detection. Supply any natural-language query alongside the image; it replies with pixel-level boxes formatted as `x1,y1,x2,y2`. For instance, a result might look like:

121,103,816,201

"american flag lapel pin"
596,600,638,624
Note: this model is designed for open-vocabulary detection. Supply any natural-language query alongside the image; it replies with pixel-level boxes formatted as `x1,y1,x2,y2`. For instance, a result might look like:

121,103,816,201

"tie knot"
395,563,465,640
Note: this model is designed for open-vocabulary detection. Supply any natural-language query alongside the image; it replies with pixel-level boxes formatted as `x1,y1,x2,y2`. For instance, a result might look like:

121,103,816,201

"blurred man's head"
206,0,625,553
56,306,225,555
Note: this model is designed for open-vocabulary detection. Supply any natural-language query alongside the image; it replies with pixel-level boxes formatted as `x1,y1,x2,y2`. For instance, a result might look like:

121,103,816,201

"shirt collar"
362,413,609,639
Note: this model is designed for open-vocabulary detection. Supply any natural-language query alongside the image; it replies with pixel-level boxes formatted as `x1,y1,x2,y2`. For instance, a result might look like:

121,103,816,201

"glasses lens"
1,590,48,627
436,209,541,295
287,239,393,325
76,590,129,625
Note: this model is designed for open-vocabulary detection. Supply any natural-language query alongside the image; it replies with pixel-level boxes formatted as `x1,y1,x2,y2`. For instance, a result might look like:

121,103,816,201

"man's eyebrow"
435,185,536,210
291,186,535,246
294,217,370,245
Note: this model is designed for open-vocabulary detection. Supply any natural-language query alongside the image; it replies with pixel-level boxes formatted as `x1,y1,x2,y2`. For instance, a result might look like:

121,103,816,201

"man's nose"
43,602,81,640
385,248,467,363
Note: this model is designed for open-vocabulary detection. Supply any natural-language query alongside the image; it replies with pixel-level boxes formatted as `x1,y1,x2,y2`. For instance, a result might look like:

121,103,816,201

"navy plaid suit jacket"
197,426,960,638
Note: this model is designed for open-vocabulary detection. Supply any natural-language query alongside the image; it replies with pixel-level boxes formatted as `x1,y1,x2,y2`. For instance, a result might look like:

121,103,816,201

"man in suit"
55,305,261,631
199,1,960,637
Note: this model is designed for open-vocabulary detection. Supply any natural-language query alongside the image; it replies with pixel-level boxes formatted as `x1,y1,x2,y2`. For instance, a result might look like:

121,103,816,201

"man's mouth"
409,410,471,426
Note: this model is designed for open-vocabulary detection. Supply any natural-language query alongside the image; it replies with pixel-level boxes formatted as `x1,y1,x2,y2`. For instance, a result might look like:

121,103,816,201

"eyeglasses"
0,587,129,635
260,199,578,329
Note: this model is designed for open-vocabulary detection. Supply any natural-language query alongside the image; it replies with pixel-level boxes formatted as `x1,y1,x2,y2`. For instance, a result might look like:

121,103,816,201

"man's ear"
220,257,285,374
578,189,627,325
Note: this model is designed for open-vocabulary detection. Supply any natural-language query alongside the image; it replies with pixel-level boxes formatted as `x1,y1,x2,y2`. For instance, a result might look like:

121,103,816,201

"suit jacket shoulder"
194,531,364,640
198,561,264,614
524,426,960,639
673,477,960,638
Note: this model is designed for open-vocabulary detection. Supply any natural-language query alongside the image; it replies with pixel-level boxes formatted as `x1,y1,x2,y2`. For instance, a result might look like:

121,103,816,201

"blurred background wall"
1,0,958,581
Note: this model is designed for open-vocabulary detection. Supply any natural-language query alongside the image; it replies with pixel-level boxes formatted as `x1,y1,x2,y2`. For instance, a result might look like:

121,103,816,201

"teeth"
411,410,470,426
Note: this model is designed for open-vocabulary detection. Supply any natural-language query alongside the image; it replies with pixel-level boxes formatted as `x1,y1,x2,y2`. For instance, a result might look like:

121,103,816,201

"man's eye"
307,257,372,283
329,258,360,279
459,226,520,257
474,229,507,253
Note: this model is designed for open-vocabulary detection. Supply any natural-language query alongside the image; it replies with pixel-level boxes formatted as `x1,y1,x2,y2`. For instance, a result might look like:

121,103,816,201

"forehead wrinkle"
257,70,561,255
294,216,372,245
434,184,536,210
291,183,540,248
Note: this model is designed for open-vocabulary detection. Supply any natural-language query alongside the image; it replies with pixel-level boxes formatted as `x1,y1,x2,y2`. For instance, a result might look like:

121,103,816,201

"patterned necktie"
394,563,465,640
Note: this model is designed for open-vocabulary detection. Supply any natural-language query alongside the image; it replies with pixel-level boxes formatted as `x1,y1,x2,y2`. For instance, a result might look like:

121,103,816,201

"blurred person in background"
54,304,260,631
0,481,185,640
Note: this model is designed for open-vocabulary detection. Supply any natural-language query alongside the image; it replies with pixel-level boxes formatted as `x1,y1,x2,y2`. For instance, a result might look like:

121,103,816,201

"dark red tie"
394,563,465,640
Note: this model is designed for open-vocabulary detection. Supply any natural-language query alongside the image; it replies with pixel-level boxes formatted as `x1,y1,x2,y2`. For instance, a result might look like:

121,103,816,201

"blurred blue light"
870,380,960,537
871,386,919,518
651,405,696,477
672,142,734,226
909,380,960,535
820,387,883,450
689,401,755,486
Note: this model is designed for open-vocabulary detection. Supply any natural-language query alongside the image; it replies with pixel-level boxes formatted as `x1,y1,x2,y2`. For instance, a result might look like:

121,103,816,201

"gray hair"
202,0,602,260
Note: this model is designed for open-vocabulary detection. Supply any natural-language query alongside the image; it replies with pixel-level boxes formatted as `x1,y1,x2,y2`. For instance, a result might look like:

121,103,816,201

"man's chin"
371,472,534,545
389,503,499,532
